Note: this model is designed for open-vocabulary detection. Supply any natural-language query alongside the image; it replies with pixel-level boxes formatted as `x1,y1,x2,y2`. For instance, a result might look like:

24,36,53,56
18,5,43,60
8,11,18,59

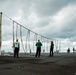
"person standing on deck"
35,40,42,57
49,41,54,57
13,39,20,58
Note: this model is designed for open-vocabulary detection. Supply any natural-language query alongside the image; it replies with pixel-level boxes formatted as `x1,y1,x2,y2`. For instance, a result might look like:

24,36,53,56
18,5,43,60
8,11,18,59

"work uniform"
14,42,20,58
35,41,42,57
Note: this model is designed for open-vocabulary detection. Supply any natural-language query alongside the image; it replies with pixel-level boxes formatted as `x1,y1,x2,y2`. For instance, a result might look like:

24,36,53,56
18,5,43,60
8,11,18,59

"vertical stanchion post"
0,12,2,55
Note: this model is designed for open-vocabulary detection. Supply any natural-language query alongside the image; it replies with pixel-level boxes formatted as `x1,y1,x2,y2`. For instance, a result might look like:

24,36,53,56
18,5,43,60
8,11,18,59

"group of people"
67,47,76,53
13,39,54,58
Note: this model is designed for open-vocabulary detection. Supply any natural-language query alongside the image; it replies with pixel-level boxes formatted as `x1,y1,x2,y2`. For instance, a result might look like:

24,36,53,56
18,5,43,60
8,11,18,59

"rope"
33,33,37,52
41,37,43,52
28,30,31,53
26,30,31,53
55,40,58,52
2,12,59,54
25,37,27,52
20,26,25,53
16,23,18,39
44,38,46,52
59,40,61,52
46,39,48,53
33,34,35,52
35,33,37,42
13,21,15,47
25,30,28,52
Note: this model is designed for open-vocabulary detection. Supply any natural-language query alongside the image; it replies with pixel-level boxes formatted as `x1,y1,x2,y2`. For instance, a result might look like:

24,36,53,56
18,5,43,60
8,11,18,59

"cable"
2,12,52,40
2,12,58,54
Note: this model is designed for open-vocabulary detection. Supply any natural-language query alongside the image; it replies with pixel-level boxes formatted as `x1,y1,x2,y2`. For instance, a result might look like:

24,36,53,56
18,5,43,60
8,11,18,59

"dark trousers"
49,50,53,56
49,48,53,57
35,47,41,57
14,48,19,58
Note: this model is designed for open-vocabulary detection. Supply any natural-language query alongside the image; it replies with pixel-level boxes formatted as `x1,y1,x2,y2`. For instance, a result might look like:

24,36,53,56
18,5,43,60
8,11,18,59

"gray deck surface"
0,53,76,75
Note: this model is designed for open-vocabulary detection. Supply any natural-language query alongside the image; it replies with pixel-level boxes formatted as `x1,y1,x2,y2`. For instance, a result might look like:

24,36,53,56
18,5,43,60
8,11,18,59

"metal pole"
0,12,2,55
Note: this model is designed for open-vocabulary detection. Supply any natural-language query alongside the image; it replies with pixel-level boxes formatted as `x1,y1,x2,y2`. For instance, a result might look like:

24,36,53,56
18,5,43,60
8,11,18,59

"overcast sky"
0,0,76,52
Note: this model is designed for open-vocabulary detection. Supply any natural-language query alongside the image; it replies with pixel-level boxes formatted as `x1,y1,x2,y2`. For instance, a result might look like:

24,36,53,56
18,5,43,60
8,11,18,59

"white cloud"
0,0,76,52
49,4,76,32
27,12,39,23
12,9,23,22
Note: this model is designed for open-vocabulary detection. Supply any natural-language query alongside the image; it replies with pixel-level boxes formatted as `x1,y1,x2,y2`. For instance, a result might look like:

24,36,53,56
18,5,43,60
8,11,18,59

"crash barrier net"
1,12,74,54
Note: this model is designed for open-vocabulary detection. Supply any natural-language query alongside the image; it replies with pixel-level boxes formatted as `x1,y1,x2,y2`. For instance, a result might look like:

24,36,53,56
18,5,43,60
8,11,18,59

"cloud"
28,3,76,39
0,0,76,52
32,0,76,17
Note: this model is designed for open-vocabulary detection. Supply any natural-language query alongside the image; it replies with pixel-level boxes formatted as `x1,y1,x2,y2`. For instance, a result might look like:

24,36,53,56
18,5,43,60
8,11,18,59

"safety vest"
14,42,20,48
